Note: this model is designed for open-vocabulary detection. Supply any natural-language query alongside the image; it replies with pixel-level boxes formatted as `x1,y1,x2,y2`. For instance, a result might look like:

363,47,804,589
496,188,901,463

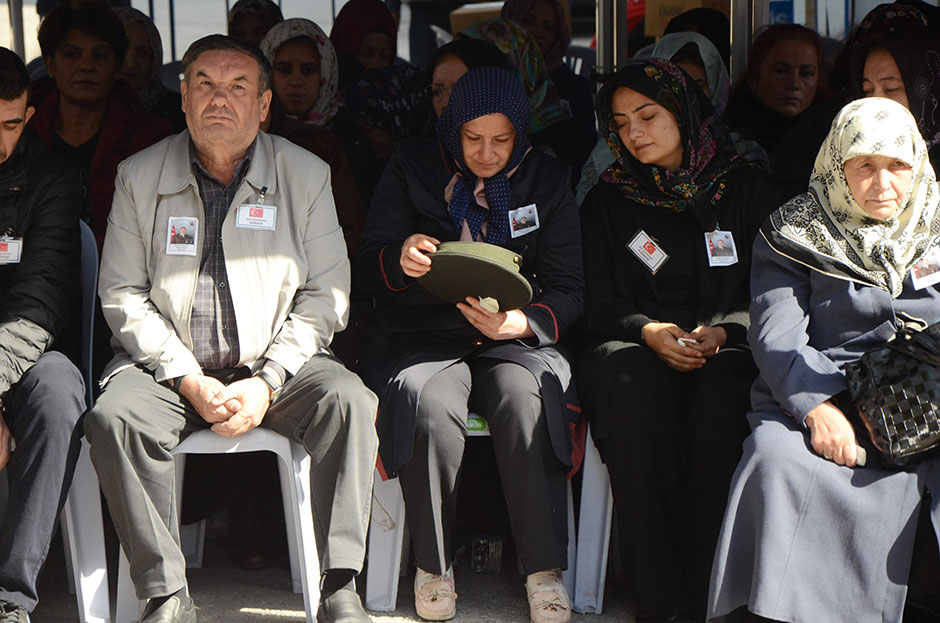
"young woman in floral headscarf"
358,67,584,623
578,59,781,623
709,97,940,623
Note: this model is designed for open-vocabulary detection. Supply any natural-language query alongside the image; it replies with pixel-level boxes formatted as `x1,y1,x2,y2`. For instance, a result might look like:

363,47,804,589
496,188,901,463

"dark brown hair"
746,24,823,87
0,47,30,102
181,34,272,94
38,5,128,66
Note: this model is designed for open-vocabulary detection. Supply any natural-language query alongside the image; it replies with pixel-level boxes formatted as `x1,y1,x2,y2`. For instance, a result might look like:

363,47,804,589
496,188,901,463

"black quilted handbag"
844,317,940,468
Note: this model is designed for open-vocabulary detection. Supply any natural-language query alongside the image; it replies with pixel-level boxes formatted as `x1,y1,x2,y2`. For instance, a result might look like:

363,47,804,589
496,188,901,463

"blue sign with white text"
769,0,795,23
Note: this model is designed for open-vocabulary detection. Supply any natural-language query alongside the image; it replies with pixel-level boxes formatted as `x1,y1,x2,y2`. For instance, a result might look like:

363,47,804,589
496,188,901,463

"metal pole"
168,0,177,61
612,0,629,71
595,0,614,85
730,0,754,84
9,0,26,61
149,0,155,19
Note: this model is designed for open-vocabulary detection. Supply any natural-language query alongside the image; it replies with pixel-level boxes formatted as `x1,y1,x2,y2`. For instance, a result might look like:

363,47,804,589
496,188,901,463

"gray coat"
708,234,940,623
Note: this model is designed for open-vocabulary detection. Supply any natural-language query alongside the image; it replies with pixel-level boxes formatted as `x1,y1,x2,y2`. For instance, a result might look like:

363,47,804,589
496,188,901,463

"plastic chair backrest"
162,60,183,93
563,44,596,78
79,220,98,409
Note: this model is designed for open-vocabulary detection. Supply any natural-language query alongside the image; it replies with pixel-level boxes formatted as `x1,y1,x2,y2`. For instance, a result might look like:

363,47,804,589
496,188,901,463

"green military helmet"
418,241,533,311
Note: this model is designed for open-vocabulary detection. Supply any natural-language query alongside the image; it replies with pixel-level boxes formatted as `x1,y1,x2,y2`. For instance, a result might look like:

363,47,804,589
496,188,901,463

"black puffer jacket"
0,131,80,394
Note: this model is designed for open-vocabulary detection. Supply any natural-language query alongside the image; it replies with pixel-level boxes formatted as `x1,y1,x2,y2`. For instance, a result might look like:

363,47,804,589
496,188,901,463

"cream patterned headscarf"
768,97,940,297
260,18,341,126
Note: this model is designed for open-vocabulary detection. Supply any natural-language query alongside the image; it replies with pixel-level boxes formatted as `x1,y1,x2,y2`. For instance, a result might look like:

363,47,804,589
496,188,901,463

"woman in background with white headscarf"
709,97,940,623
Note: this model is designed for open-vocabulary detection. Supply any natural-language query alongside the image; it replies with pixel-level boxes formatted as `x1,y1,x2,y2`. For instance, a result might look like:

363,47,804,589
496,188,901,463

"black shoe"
137,592,197,623
317,588,372,623
0,601,29,623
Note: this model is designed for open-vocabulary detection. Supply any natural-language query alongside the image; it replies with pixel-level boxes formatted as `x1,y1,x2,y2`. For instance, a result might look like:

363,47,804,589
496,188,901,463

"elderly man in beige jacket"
83,35,378,623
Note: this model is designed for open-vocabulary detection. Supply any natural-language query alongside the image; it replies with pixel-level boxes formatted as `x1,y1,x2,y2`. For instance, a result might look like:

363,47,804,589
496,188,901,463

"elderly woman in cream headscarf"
709,97,940,623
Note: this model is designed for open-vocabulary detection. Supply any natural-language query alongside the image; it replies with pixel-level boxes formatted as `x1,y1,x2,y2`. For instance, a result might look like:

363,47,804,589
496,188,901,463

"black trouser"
397,357,568,576
0,352,85,612
605,347,756,621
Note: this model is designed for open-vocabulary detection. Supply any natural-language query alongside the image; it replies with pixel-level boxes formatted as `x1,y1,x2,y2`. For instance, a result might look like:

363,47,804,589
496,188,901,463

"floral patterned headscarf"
260,18,340,126
501,0,571,70
768,98,940,297
595,59,744,218
849,24,940,149
345,63,431,140
458,18,569,135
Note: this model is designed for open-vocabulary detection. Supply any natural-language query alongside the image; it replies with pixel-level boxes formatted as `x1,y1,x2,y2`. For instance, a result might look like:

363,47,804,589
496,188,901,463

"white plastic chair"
59,219,111,623
365,414,578,612
572,424,614,614
115,428,320,623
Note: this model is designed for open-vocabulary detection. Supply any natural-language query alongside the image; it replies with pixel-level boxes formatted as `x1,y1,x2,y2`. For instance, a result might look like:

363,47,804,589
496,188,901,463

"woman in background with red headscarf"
330,0,398,88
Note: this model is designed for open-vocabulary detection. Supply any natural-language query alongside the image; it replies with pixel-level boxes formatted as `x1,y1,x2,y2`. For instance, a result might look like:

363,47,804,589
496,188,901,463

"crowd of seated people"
1,1,939,623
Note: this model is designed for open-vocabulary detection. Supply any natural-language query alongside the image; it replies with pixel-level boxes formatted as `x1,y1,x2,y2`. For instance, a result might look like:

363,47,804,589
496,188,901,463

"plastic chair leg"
287,442,319,622
275,444,303,594
573,428,613,614
365,473,406,612
61,439,110,622
116,547,143,623
562,479,577,597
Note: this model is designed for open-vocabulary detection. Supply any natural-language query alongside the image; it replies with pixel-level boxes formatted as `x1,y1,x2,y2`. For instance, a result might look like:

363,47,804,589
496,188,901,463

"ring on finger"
824,453,832,460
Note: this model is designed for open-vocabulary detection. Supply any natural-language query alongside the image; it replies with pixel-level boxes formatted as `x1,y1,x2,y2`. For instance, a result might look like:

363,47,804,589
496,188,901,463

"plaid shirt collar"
188,138,257,189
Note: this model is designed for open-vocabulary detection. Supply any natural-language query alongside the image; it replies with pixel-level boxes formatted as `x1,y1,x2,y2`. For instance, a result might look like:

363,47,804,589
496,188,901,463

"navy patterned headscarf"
436,67,531,245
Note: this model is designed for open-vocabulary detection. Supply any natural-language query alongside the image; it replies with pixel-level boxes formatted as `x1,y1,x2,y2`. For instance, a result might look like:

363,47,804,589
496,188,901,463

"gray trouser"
397,358,568,576
0,352,85,612
84,354,378,600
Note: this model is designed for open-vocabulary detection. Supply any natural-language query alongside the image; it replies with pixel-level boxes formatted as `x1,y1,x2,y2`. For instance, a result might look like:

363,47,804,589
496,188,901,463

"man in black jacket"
0,47,86,623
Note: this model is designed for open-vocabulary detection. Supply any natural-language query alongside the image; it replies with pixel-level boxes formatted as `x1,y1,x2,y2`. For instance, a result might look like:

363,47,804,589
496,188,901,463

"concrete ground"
32,528,634,623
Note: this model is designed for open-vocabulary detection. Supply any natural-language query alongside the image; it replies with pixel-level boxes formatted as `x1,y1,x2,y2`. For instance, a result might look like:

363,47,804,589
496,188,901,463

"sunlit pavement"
33,529,634,622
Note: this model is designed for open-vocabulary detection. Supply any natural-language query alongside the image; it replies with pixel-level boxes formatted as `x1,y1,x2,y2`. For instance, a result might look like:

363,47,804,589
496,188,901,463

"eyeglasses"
427,84,455,101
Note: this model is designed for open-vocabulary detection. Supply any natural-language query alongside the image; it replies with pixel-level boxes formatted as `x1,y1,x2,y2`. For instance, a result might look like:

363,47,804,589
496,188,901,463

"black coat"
357,137,585,475
0,132,81,393
723,87,839,201
578,166,781,439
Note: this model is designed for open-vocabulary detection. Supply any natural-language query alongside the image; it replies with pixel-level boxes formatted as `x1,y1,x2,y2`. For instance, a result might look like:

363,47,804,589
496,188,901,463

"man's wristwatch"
254,365,283,398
